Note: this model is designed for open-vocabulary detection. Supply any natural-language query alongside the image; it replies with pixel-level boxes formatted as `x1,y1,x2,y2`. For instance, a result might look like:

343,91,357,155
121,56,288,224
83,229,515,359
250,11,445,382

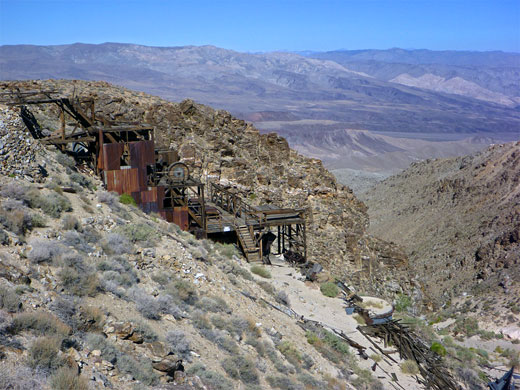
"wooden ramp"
236,225,262,263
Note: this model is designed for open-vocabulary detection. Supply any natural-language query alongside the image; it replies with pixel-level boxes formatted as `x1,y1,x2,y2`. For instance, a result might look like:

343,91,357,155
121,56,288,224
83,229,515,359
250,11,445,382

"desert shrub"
101,233,132,255
115,223,158,243
1,182,29,201
454,317,480,337
0,362,46,390
69,172,93,190
27,238,64,263
187,363,233,390
257,280,276,295
0,286,22,312
430,342,447,357
221,354,259,384
62,215,82,231
250,265,271,278
394,293,412,312
85,333,119,363
0,208,32,235
130,288,162,320
119,193,137,206
217,243,237,259
77,306,104,332
132,319,158,343
28,336,63,371
151,271,172,286
156,294,184,319
55,152,76,169
28,191,72,218
200,296,231,314
371,353,382,362
99,256,138,285
267,376,301,390
400,359,420,375
298,373,325,388
12,311,70,336
97,191,119,207
50,367,90,390
49,296,77,328
166,330,192,360
246,337,266,357
201,329,239,354
276,291,290,306
191,310,212,330
277,341,302,367
118,354,158,385
320,282,339,298
166,279,198,305
59,267,100,297
322,330,350,355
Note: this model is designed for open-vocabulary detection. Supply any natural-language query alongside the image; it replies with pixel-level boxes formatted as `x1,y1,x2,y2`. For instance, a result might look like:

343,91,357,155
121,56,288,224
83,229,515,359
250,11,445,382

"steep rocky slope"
0,79,409,298
363,142,520,310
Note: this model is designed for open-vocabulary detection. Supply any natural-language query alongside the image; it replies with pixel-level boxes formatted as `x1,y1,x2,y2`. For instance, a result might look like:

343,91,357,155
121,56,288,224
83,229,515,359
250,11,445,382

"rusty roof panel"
130,140,155,169
104,168,141,194
102,143,124,171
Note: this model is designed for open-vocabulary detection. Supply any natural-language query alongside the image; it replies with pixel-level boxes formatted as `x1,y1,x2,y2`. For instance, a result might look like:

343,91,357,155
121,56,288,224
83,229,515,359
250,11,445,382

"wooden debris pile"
359,320,462,390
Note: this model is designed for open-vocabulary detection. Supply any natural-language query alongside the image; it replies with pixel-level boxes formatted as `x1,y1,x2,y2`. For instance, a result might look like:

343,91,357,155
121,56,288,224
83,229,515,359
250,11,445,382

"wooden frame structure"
1,90,307,264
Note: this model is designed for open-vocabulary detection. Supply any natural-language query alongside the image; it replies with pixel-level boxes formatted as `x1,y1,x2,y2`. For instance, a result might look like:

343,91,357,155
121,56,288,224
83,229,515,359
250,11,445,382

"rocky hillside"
0,79,409,298
363,142,520,311
1,83,519,390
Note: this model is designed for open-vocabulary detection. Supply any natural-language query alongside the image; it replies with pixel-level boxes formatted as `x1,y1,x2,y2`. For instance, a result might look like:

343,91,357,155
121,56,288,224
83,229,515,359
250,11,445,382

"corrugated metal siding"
102,143,124,171
130,141,155,168
173,206,189,230
105,168,141,194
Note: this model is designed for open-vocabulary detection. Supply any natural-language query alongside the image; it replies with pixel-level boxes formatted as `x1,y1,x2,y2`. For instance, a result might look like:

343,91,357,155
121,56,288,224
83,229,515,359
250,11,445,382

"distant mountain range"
1,43,519,172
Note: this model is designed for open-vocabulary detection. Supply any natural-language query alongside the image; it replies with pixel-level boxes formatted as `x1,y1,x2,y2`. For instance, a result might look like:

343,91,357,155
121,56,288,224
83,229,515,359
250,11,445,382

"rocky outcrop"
364,142,520,308
0,105,46,182
0,80,408,294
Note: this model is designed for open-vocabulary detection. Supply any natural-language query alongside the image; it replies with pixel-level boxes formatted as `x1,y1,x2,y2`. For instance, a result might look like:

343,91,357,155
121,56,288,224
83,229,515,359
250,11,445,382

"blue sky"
0,0,518,52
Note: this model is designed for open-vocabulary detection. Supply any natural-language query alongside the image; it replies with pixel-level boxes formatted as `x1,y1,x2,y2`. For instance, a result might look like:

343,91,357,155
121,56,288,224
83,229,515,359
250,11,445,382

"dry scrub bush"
200,295,231,314
0,286,22,312
27,190,72,218
320,282,339,298
12,311,71,336
250,265,271,278
27,238,64,263
187,363,233,390
0,362,46,390
101,233,132,255
50,367,90,390
166,330,192,360
221,354,259,384
28,336,63,371
400,359,420,375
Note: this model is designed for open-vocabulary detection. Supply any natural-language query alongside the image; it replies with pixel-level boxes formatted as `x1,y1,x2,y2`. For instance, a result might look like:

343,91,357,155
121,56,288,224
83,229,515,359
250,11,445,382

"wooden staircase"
236,225,262,263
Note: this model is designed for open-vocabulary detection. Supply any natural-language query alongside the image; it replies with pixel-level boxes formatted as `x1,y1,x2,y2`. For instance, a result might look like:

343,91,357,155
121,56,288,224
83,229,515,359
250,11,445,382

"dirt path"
265,259,422,390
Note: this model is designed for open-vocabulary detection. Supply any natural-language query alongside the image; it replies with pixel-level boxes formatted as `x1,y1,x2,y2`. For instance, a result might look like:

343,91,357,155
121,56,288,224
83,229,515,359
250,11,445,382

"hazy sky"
0,0,518,52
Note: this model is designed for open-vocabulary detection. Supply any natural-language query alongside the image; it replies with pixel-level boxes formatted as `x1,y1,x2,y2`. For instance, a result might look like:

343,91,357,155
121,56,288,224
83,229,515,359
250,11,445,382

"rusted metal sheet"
141,202,159,214
104,168,141,194
159,210,174,223
173,206,189,230
130,140,155,169
102,143,124,171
